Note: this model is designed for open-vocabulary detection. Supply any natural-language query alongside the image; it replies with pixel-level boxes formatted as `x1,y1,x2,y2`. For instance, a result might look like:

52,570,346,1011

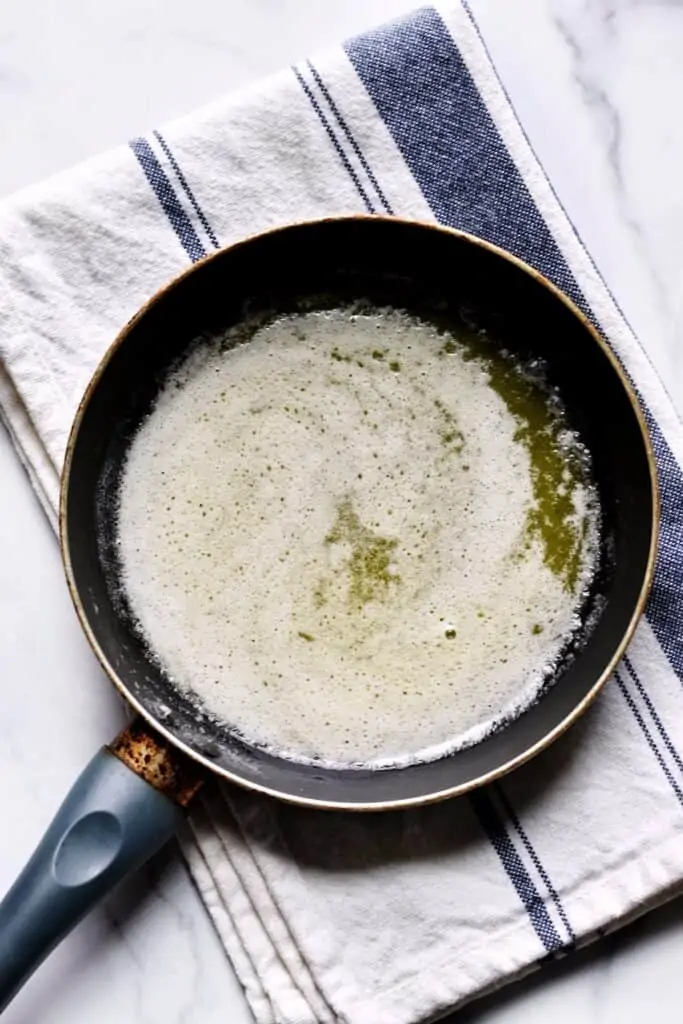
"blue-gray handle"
0,747,184,1012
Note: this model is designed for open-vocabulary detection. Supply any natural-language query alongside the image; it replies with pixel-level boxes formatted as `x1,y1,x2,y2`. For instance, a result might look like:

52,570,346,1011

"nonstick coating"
61,217,657,809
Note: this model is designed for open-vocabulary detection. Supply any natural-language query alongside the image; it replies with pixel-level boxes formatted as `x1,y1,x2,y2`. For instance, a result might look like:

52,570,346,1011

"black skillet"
0,217,658,1010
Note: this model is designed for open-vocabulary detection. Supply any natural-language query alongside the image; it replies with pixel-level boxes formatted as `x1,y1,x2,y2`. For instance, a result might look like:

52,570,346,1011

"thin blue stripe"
291,65,375,214
469,790,563,953
615,670,683,806
129,137,206,263
153,131,221,250
623,655,683,776
643,413,683,681
494,783,576,944
345,7,683,690
306,60,394,215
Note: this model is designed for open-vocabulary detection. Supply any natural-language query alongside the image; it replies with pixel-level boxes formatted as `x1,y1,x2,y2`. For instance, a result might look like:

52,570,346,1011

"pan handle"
0,725,201,1013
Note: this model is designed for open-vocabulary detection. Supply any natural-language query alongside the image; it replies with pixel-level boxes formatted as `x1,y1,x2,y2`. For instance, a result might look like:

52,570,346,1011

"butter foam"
116,308,599,767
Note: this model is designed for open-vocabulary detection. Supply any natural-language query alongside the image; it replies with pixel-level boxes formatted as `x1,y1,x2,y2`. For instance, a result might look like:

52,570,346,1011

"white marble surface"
0,1,682,1021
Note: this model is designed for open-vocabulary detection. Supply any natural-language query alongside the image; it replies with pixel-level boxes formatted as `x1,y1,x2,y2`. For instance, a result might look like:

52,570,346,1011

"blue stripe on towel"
129,137,207,263
623,655,683,776
470,790,563,953
643,419,683,682
615,669,683,805
494,783,576,944
306,60,394,215
153,130,221,250
292,65,375,213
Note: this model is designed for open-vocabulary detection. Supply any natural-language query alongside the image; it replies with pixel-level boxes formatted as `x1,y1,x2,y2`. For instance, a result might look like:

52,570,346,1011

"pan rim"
59,213,660,811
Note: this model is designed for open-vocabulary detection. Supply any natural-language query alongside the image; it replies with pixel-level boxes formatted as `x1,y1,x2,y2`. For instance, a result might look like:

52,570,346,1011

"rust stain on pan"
109,719,204,807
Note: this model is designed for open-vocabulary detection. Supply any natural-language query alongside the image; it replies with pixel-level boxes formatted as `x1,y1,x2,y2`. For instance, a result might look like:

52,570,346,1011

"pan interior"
111,304,600,771
64,219,655,807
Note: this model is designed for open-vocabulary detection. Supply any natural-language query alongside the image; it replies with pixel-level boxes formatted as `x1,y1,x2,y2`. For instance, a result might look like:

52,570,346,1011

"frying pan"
0,216,657,1010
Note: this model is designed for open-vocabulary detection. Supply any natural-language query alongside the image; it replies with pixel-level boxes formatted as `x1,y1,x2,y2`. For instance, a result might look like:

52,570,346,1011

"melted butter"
115,307,600,768
444,332,588,593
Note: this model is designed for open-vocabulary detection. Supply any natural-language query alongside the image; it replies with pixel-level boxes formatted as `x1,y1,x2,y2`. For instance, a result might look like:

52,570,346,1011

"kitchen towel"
2,4,683,1023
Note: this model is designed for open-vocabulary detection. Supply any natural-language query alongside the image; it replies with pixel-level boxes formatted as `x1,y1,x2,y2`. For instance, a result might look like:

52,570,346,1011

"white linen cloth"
2,5,683,1022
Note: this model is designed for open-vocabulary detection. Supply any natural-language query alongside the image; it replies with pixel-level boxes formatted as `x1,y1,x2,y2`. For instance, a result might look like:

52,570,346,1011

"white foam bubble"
116,308,599,767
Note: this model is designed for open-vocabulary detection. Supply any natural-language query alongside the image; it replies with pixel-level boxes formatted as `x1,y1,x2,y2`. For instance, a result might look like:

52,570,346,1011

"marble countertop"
0,1,681,1021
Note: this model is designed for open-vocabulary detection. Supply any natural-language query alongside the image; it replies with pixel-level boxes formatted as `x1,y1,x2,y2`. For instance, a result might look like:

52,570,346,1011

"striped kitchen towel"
1,4,683,1023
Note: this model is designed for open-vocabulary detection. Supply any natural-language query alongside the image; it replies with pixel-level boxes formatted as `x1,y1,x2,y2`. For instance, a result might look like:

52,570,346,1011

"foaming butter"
116,308,600,767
